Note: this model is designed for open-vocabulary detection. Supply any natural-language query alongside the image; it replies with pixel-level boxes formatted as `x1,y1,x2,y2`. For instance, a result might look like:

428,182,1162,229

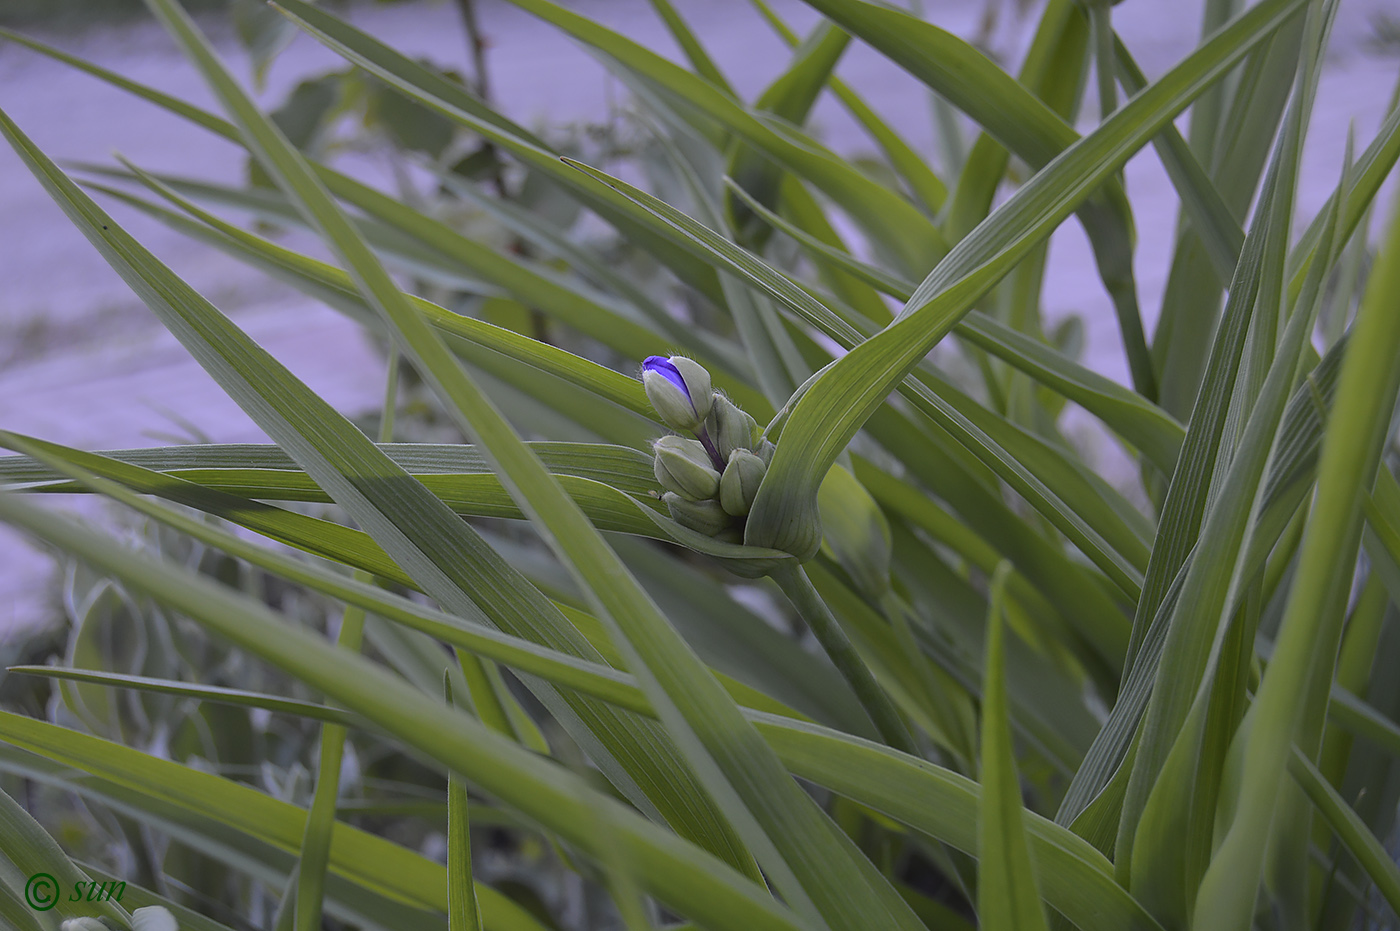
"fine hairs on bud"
708,394,760,460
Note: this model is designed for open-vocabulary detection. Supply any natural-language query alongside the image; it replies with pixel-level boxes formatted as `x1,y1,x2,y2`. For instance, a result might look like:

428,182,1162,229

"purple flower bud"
643,356,688,394
641,355,713,431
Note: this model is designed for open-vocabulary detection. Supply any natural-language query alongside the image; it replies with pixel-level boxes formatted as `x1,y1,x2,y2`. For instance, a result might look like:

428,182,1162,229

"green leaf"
1194,182,1400,931
0,24,727,303
0,783,129,926
725,21,849,246
564,157,1149,593
445,676,484,931
0,495,803,931
723,176,1185,474
273,0,946,278
137,2,926,927
1111,36,1242,281
1152,13,1304,419
0,97,758,878
742,0,1305,559
752,717,1163,931
1287,748,1400,922
644,0,731,94
0,432,651,716
5,668,360,727
977,563,1051,931
795,0,1156,399
746,0,947,213
1112,43,1327,878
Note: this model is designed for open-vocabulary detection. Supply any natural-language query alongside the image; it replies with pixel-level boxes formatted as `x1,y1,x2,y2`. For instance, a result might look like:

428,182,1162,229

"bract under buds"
641,355,713,431
653,435,721,501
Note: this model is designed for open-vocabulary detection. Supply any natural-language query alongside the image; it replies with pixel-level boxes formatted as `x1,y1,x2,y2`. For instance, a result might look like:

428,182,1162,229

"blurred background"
1,0,1397,647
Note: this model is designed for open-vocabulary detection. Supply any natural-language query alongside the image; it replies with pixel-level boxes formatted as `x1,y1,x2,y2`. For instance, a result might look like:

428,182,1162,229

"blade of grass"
723,176,1187,474
751,716,1164,931
0,25,728,303
5,86,792,873
0,783,130,927
273,0,945,279
743,0,1307,560
746,0,947,213
644,0,731,94
977,563,1052,931
0,495,807,931
798,0,1156,398
566,157,1151,592
1056,328,1350,841
73,175,761,430
0,746,530,931
725,21,849,245
1288,747,1400,921
294,354,402,931
444,675,484,931
1153,13,1304,419
1113,19,1326,876
1111,36,1243,280
142,2,926,927
1193,186,1400,931
5,668,361,727
0,432,652,715
943,0,1084,242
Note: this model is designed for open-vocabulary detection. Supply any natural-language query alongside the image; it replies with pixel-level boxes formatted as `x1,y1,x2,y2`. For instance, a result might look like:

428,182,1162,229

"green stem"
1090,4,1118,121
772,564,919,756
292,353,400,930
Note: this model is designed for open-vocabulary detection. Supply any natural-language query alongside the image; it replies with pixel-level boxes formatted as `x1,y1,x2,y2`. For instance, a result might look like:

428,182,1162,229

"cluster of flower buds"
642,355,774,541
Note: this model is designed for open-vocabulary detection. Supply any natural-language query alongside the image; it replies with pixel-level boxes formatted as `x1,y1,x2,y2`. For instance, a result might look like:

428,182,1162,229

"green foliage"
2,0,1400,929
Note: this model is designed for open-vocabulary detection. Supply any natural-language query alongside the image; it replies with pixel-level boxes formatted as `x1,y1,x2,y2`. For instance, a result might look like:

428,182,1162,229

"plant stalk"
772,564,919,757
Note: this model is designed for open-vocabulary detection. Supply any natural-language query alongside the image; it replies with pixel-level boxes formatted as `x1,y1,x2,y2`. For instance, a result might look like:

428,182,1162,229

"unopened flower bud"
754,438,776,466
719,449,766,516
664,492,731,536
707,395,760,460
641,355,713,431
653,435,721,501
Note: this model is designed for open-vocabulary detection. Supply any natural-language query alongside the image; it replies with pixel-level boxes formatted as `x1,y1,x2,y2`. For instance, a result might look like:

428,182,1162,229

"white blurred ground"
1,0,1397,640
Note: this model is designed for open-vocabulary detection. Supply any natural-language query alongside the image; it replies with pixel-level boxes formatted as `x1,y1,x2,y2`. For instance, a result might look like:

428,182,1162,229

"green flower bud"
664,492,731,536
641,355,713,431
754,438,776,466
653,435,721,501
719,449,766,516
707,394,761,460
